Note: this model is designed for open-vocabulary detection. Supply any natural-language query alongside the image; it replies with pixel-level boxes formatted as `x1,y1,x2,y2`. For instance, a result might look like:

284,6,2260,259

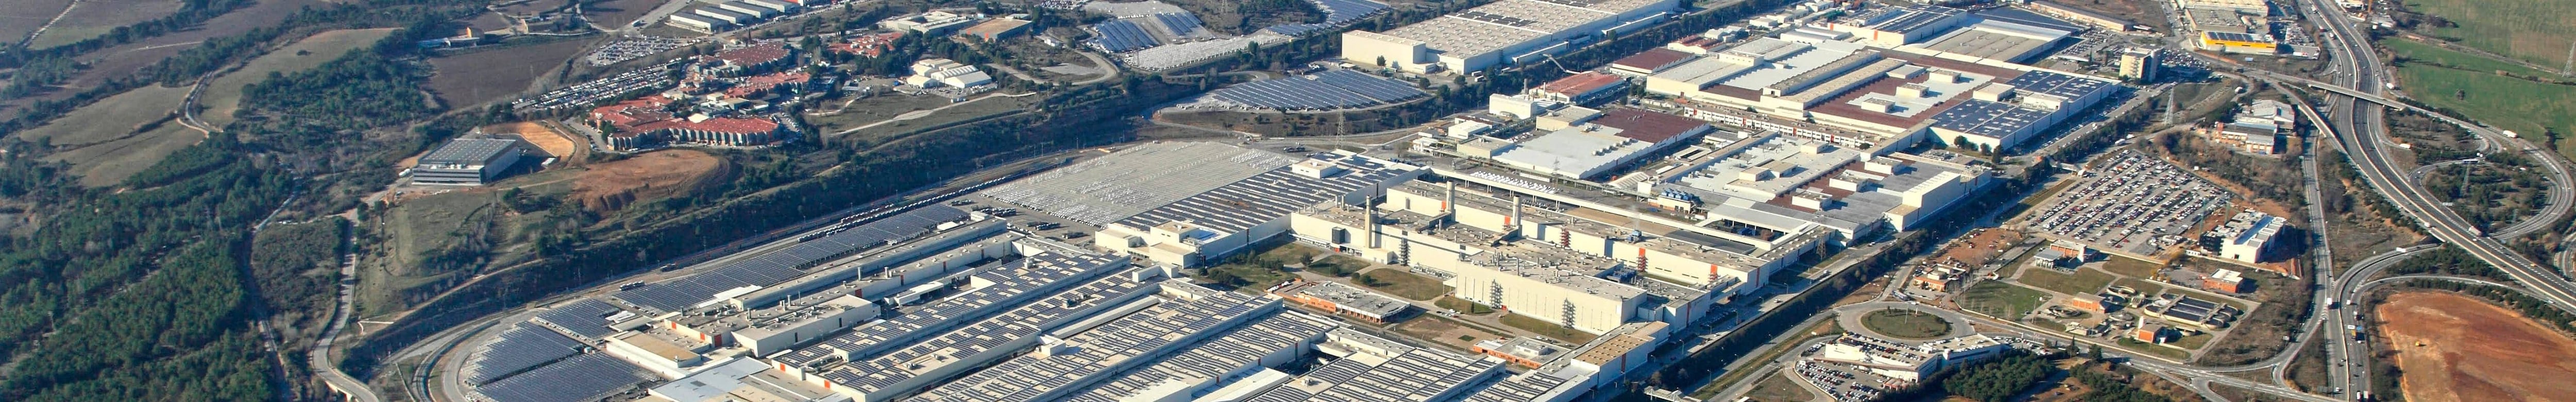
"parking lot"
947,195,1103,244
586,37,702,66
514,60,682,111
2025,150,2234,256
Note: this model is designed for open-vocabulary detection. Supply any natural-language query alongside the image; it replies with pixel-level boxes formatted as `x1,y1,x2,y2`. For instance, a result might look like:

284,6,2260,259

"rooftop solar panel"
1090,20,1161,52
530,299,628,339
465,323,587,385
473,354,652,402
611,206,969,312
1202,70,1426,111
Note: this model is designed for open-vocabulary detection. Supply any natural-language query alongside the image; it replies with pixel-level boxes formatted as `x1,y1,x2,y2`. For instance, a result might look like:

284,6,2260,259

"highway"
2286,0,2576,399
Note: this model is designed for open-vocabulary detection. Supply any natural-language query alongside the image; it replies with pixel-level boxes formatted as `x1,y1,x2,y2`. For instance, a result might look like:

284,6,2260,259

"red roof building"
1531,72,1630,106
1608,48,1697,76
1589,109,1710,144
698,41,794,76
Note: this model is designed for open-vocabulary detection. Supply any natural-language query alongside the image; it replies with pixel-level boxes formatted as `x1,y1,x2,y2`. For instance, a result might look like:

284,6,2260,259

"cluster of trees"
1938,353,2055,402
250,218,349,315
238,20,446,135
2065,362,2175,402
0,0,254,69
0,133,296,399
2424,151,2552,231
2323,150,2421,231
2382,246,2503,279
0,57,82,99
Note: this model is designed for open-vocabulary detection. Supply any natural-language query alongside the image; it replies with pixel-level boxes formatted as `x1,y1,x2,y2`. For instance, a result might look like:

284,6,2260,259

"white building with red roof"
1529,71,1630,106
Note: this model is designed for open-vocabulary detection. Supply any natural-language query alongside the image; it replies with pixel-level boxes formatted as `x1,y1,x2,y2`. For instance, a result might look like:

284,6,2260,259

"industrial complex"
442,1,2157,401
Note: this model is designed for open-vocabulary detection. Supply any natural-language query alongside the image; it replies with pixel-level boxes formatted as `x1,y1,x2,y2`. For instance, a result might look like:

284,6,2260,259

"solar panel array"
1153,13,1202,34
613,206,969,312
1461,370,1579,402
1305,350,1503,401
1090,20,1161,53
1266,0,1388,36
776,253,1123,368
465,323,587,385
1205,70,1427,111
530,298,627,339
1062,312,1341,402
816,264,1153,394
909,290,1274,402
474,354,654,402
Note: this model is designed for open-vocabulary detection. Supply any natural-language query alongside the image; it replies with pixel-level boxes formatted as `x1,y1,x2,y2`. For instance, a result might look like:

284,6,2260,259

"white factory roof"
1708,39,1869,92
1491,125,1660,178
647,357,841,402
1377,0,1670,58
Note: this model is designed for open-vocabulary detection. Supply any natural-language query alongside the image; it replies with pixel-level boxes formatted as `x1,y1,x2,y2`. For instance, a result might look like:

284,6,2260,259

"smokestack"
1444,181,1458,214
1366,208,1382,249
1509,195,1523,237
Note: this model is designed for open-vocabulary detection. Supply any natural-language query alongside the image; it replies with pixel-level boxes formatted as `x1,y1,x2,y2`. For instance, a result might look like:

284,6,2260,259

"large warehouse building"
412,138,525,185
1341,0,1681,74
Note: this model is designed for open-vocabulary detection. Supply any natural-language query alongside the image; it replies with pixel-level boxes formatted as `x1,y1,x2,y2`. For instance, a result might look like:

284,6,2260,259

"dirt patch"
427,38,594,108
2375,291,2576,402
570,149,731,212
481,121,576,158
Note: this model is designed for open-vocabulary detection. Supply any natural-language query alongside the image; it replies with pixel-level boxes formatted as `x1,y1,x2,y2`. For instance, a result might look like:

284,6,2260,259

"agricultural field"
0,0,324,116
2380,39,2576,159
2018,266,2119,296
23,0,187,49
2396,0,2576,66
427,37,596,108
199,28,398,128
2375,291,2576,402
1960,281,2052,319
0,0,74,43
16,84,198,186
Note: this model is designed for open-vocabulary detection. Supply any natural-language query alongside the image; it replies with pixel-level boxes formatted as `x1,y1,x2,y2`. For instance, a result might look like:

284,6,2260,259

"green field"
2399,0,2576,66
2019,267,2118,296
2386,39,2555,77
200,28,398,128
1860,308,1954,339
2102,255,2165,278
19,84,200,186
1500,313,1600,344
2388,54,2576,158
1355,269,1451,301
1960,281,2052,319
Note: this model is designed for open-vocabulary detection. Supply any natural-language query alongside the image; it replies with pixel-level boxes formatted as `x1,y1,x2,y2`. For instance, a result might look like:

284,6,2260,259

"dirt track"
2375,291,2576,402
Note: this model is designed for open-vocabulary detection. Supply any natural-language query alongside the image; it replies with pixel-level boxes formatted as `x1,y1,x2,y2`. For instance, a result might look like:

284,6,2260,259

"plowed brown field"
2375,291,2576,402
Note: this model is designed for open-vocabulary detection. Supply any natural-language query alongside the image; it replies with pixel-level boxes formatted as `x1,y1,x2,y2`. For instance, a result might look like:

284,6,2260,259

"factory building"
2200,31,2279,54
880,11,975,34
665,13,732,32
1340,0,1681,74
1529,71,1632,106
1812,334,2012,380
643,357,847,402
2204,210,2285,264
2176,0,2269,13
1821,5,1972,47
2023,1,2134,31
1482,108,1711,180
1625,134,1995,240
1088,151,1422,267
692,7,759,25
1288,174,1824,333
412,138,525,185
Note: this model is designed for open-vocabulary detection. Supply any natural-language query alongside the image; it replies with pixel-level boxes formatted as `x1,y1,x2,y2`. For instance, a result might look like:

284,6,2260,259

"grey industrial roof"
420,138,521,166
1113,153,1408,235
1973,8,2087,33
1867,5,1966,34
612,206,971,312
